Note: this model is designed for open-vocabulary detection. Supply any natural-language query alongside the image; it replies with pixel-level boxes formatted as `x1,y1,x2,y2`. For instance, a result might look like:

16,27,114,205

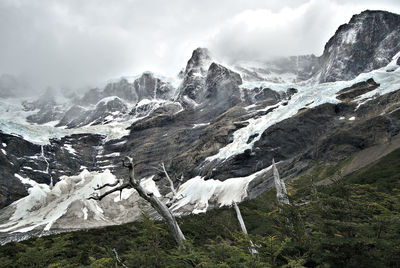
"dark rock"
56,105,87,128
178,48,212,105
104,78,137,102
285,88,298,100
254,87,281,102
200,63,242,116
336,78,380,101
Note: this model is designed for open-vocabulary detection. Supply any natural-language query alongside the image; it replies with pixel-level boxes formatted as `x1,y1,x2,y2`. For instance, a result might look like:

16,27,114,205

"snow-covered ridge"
171,165,272,214
0,170,159,233
0,166,271,233
206,51,400,162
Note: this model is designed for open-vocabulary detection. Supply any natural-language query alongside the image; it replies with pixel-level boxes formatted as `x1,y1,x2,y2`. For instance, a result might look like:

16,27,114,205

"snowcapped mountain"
1,10,400,242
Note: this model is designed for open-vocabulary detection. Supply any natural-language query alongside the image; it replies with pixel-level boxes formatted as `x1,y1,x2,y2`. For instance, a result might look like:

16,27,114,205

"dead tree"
89,157,186,248
272,159,289,205
112,248,128,268
233,202,257,254
153,162,184,206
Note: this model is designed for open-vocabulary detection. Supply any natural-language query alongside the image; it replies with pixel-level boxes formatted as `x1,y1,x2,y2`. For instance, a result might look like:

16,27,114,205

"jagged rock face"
242,87,282,105
319,10,400,82
80,73,174,106
56,97,129,128
178,48,244,118
179,48,212,104
235,10,400,84
26,73,176,128
0,131,115,209
133,73,174,101
203,63,242,111
0,134,28,208
56,105,87,128
103,78,137,102
80,79,137,105
24,89,65,124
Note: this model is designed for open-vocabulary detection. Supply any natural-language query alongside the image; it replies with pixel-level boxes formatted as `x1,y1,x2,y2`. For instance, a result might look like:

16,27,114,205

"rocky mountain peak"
205,62,242,89
319,10,400,82
184,47,212,77
178,48,213,105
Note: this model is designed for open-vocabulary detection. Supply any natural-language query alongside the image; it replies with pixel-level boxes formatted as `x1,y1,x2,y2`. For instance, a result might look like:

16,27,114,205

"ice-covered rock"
319,10,400,82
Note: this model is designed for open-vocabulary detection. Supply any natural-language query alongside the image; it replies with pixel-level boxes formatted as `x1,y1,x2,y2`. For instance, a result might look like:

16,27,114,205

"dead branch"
89,156,186,249
233,202,248,234
272,158,289,205
233,202,258,254
161,162,177,197
88,183,130,201
112,248,128,268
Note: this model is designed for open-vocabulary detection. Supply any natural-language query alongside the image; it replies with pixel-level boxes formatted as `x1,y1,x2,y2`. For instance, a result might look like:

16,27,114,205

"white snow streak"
171,165,272,214
206,52,400,162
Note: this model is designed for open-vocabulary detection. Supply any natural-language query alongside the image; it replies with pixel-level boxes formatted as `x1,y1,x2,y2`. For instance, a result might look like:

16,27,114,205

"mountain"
0,10,400,240
233,10,400,84
319,10,400,82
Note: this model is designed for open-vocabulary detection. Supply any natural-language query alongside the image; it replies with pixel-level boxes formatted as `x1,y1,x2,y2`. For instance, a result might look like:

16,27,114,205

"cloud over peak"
0,0,399,93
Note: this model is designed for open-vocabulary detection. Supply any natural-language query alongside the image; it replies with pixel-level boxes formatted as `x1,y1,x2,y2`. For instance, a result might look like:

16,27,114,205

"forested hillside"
1,148,399,267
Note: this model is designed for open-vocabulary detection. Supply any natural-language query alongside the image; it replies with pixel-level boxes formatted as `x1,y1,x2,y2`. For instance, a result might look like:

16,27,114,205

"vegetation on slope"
1,149,400,267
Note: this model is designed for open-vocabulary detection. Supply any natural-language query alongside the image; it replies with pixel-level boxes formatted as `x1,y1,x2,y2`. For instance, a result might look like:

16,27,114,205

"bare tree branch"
112,248,128,268
88,183,130,201
233,202,247,234
233,201,258,254
161,162,177,198
89,156,186,248
272,158,289,205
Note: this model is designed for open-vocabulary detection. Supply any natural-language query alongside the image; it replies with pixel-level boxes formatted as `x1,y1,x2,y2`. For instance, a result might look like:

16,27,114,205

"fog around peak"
0,0,399,95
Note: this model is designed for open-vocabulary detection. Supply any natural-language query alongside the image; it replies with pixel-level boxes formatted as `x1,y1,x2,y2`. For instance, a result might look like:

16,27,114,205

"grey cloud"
0,0,399,95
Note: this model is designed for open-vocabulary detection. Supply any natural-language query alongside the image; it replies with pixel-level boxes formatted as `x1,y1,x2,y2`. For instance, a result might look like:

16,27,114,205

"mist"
1,0,400,95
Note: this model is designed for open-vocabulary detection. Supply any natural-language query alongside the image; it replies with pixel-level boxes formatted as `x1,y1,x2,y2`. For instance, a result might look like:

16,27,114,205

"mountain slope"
0,10,400,239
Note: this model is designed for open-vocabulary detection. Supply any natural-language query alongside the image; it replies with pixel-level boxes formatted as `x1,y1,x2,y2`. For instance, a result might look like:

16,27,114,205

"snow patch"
171,166,272,214
342,28,358,44
0,170,165,233
206,52,400,162
102,152,120,158
64,144,76,155
82,207,88,220
192,122,210,128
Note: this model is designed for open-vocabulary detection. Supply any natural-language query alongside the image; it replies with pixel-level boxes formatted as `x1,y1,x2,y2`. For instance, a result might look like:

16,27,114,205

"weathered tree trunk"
272,159,289,205
233,202,248,234
89,157,186,249
233,202,257,254
161,162,177,198
125,159,186,249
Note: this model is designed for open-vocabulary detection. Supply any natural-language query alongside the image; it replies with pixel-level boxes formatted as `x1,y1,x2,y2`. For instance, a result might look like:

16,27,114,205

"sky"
1,0,400,93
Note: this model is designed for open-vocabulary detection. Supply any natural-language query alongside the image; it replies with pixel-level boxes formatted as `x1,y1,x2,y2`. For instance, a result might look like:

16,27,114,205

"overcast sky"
1,0,400,92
